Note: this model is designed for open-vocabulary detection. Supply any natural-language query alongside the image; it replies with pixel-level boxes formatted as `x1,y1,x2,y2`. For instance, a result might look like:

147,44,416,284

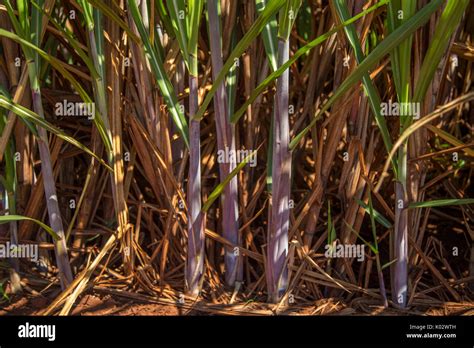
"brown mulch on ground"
1,288,473,316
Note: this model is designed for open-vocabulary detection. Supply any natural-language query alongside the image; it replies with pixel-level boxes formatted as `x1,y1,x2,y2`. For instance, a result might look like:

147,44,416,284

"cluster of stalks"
0,0,473,313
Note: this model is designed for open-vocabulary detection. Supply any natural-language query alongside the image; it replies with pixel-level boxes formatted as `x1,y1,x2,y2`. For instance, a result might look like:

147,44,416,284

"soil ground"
1,289,473,316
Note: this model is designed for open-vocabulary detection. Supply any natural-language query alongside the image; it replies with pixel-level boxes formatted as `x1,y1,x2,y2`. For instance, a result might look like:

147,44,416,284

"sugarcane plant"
3,0,73,289
0,86,21,293
206,0,241,288
127,0,202,294
0,0,472,312
76,0,132,275
266,0,301,303
256,0,278,195
166,0,205,296
386,0,469,308
332,0,394,308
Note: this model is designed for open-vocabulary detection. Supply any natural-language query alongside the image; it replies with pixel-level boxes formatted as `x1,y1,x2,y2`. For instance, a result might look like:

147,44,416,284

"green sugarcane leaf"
188,0,204,76
367,192,379,252
128,0,190,148
0,215,60,240
231,0,389,125
296,0,312,43
278,0,302,41
413,0,470,104
344,221,378,254
382,258,398,270
0,29,113,155
75,0,113,157
202,149,258,212
226,30,239,117
156,1,174,35
85,0,140,43
3,0,25,39
167,0,190,69
16,0,30,39
409,199,474,209
0,106,17,213
194,0,287,121
334,0,396,175
426,124,474,157
256,0,279,192
0,83,37,137
291,0,443,149
78,0,94,29
31,0,44,72
92,8,106,80
387,0,416,109
31,1,100,80
356,199,393,229
0,281,10,301
187,1,204,52
327,200,336,245
0,96,112,171
256,0,278,72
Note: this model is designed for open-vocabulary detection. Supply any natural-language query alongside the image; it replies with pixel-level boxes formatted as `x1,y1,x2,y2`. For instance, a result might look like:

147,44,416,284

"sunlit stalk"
10,0,73,289
266,0,301,303
207,0,241,287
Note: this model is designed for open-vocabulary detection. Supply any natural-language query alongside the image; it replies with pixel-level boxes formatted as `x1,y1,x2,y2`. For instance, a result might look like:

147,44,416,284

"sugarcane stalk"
266,0,301,302
30,80,73,289
186,71,204,296
185,0,205,296
393,146,408,307
207,0,241,287
267,37,290,302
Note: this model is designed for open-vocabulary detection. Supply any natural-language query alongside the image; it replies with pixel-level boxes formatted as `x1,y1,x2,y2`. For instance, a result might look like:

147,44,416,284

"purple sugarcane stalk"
207,0,241,287
267,38,291,302
393,180,408,307
32,89,73,290
186,74,204,296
